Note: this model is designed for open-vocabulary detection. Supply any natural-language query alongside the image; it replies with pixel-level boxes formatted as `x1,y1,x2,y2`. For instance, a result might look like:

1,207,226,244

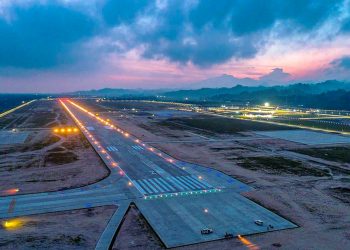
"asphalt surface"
69,101,215,196
0,99,297,249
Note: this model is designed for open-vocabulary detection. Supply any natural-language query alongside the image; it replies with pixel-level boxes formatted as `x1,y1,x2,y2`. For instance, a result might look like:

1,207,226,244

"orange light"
54,128,59,133
73,128,78,132
128,181,133,186
237,235,259,250
2,188,19,195
111,162,117,167
60,128,65,133
67,128,72,132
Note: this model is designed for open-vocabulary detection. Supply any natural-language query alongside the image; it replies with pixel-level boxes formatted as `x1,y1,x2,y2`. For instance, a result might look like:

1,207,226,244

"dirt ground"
0,206,116,249
86,100,350,250
0,100,109,196
112,206,164,250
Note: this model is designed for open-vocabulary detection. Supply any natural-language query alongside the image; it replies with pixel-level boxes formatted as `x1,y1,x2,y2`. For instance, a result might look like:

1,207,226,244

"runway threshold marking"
135,176,212,195
8,199,16,214
107,146,118,152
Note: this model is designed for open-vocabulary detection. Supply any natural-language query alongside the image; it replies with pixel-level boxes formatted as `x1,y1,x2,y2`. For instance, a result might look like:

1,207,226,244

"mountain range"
68,77,350,109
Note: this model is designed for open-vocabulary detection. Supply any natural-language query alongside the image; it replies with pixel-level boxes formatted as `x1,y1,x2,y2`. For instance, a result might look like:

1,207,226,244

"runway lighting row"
59,100,119,170
63,99,218,197
67,100,178,165
53,127,79,134
143,188,222,200
59,99,135,187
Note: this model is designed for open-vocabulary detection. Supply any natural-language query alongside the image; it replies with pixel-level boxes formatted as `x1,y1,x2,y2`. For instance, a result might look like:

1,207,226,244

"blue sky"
0,0,350,92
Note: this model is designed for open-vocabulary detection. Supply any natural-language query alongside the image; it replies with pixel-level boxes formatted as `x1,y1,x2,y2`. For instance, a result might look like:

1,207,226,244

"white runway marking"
107,146,118,152
135,176,212,194
131,145,144,150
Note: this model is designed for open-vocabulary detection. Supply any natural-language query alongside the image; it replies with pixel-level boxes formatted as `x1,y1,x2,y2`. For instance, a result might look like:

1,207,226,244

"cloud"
0,2,96,69
342,19,350,32
102,0,149,26
190,0,341,35
259,68,291,84
106,0,347,67
0,0,350,78
331,56,350,69
324,56,350,80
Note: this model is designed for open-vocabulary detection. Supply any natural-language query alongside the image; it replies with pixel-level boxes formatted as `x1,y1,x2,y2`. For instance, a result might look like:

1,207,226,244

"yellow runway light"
2,219,25,230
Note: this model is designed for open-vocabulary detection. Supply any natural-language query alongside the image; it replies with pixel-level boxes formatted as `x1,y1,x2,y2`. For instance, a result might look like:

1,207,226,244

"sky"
0,0,350,93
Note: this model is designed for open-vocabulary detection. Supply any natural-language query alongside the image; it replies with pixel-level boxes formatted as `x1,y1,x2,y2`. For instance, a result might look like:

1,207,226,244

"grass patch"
45,151,78,165
329,187,350,204
23,135,61,151
160,116,293,134
238,156,330,177
294,147,350,163
27,111,57,127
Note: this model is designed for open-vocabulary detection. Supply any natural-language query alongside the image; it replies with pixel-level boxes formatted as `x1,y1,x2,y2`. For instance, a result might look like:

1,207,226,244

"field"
294,147,350,163
112,205,163,249
237,156,330,177
0,206,116,249
0,99,109,196
159,116,294,135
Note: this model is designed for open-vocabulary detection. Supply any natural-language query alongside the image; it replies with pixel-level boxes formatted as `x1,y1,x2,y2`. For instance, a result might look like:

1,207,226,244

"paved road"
0,99,296,249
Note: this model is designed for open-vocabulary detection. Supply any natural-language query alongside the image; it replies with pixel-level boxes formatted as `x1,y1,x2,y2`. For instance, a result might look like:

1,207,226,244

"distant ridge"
66,79,350,109
163,80,350,100
189,74,257,89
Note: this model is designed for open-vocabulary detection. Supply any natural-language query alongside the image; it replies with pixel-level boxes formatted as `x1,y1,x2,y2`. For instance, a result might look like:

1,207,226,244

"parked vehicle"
254,220,264,226
201,228,213,234
224,232,234,239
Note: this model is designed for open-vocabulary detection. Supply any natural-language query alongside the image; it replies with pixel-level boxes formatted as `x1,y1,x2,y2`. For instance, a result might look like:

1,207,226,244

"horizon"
1,78,347,95
0,1,350,93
